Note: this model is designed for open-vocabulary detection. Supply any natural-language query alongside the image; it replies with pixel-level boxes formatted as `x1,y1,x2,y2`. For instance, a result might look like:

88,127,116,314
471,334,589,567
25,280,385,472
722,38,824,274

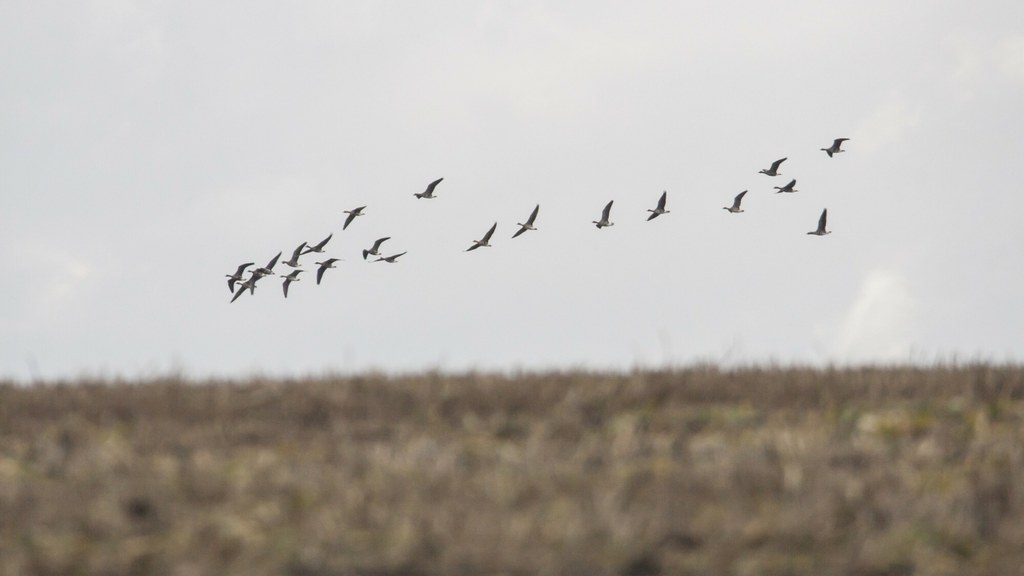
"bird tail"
362,250,369,260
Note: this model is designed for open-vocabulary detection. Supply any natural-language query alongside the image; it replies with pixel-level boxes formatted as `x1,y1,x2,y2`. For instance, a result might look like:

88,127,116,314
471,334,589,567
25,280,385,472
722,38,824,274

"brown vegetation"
1,365,1023,575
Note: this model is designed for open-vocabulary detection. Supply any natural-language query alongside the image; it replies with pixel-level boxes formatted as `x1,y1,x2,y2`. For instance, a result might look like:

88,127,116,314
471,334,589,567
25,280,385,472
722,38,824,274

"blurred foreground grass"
1,366,1023,575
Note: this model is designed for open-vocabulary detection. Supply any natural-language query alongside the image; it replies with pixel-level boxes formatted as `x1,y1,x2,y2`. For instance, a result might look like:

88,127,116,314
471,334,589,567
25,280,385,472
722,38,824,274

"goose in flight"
759,157,787,176
593,200,615,228
253,252,282,278
226,262,255,293
230,274,261,303
415,177,443,199
363,237,391,260
280,270,303,298
807,209,831,236
466,222,498,251
342,206,366,230
774,179,798,194
374,252,407,263
302,233,333,255
821,138,849,158
315,258,341,285
282,242,307,268
512,205,539,238
646,191,669,221
723,190,748,213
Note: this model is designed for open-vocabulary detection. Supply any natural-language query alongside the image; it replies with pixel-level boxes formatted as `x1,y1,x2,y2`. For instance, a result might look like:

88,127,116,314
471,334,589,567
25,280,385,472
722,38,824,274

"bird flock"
225,138,848,303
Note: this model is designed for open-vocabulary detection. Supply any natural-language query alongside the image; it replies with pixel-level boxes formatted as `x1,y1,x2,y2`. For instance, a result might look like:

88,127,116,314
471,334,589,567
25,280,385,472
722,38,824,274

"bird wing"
818,209,828,231
316,265,326,285
647,212,658,221
657,191,667,210
602,200,614,220
230,285,247,303
834,138,849,146
265,252,282,270
234,262,255,276
785,179,796,189
372,237,390,251
526,204,539,225
291,242,307,260
317,234,333,249
425,177,443,195
734,190,748,207
512,226,527,239
481,222,497,243
282,279,290,298
391,252,407,261
343,212,356,230
771,157,787,170
227,278,236,292
466,243,480,252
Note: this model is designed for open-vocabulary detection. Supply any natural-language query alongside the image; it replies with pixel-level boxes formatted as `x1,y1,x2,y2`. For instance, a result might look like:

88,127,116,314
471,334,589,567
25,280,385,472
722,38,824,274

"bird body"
646,191,669,221
807,209,831,236
467,222,498,251
774,179,798,194
723,190,748,213
230,274,261,303
759,157,787,176
512,205,540,238
415,177,443,199
315,258,341,285
280,270,303,298
362,237,391,260
821,138,849,157
343,206,366,230
593,200,615,228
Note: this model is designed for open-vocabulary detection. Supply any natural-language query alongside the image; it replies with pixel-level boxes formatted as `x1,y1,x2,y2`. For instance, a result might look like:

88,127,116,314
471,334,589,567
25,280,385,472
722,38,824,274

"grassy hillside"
1,366,1023,575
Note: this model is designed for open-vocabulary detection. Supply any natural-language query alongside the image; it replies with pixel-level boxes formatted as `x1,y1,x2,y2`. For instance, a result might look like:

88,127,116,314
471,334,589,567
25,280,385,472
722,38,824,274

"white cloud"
832,270,917,363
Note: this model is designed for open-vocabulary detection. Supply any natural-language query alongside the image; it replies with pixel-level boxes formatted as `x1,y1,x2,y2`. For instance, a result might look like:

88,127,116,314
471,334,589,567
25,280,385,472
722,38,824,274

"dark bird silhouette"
302,234,333,255
467,222,498,251
253,252,282,278
774,179,798,194
362,237,391,260
315,258,341,285
821,138,849,158
374,252,407,263
342,206,366,230
280,270,303,298
512,205,540,238
415,177,443,199
807,209,831,236
646,191,669,221
282,242,307,268
226,262,254,292
759,157,787,176
593,200,615,228
723,190,748,213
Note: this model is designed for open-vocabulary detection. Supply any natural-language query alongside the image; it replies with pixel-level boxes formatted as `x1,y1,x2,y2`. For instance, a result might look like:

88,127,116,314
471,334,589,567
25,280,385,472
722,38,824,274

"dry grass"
2,365,1023,576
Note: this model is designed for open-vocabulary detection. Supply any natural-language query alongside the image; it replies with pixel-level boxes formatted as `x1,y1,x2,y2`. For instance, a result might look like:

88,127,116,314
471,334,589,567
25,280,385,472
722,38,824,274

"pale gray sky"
2,1,1023,380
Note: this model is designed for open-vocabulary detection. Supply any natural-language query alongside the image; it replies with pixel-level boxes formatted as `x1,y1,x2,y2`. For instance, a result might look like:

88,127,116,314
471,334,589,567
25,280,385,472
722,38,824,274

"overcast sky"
2,1,1023,381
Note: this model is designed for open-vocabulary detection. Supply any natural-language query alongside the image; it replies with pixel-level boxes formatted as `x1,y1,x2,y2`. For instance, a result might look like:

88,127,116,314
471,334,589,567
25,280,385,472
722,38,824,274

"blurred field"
1,366,1023,576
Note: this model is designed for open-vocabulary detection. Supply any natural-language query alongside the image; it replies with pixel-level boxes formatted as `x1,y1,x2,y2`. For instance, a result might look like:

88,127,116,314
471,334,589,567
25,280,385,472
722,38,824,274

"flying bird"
374,252,407,263
230,274,261,303
282,242,307,268
225,262,254,293
759,157,787,176
593,200,615,228
466,222,498,251
723,190,748,213
807,209,831,236
415,177,443,199
342,206,366,230
302,234,333,255
315,258,341,285
362,237,391,260
774,179,798,194
280,270,303,298
253,252,282,278
646,191,669,221
821,138,849,158
512,205,540,238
